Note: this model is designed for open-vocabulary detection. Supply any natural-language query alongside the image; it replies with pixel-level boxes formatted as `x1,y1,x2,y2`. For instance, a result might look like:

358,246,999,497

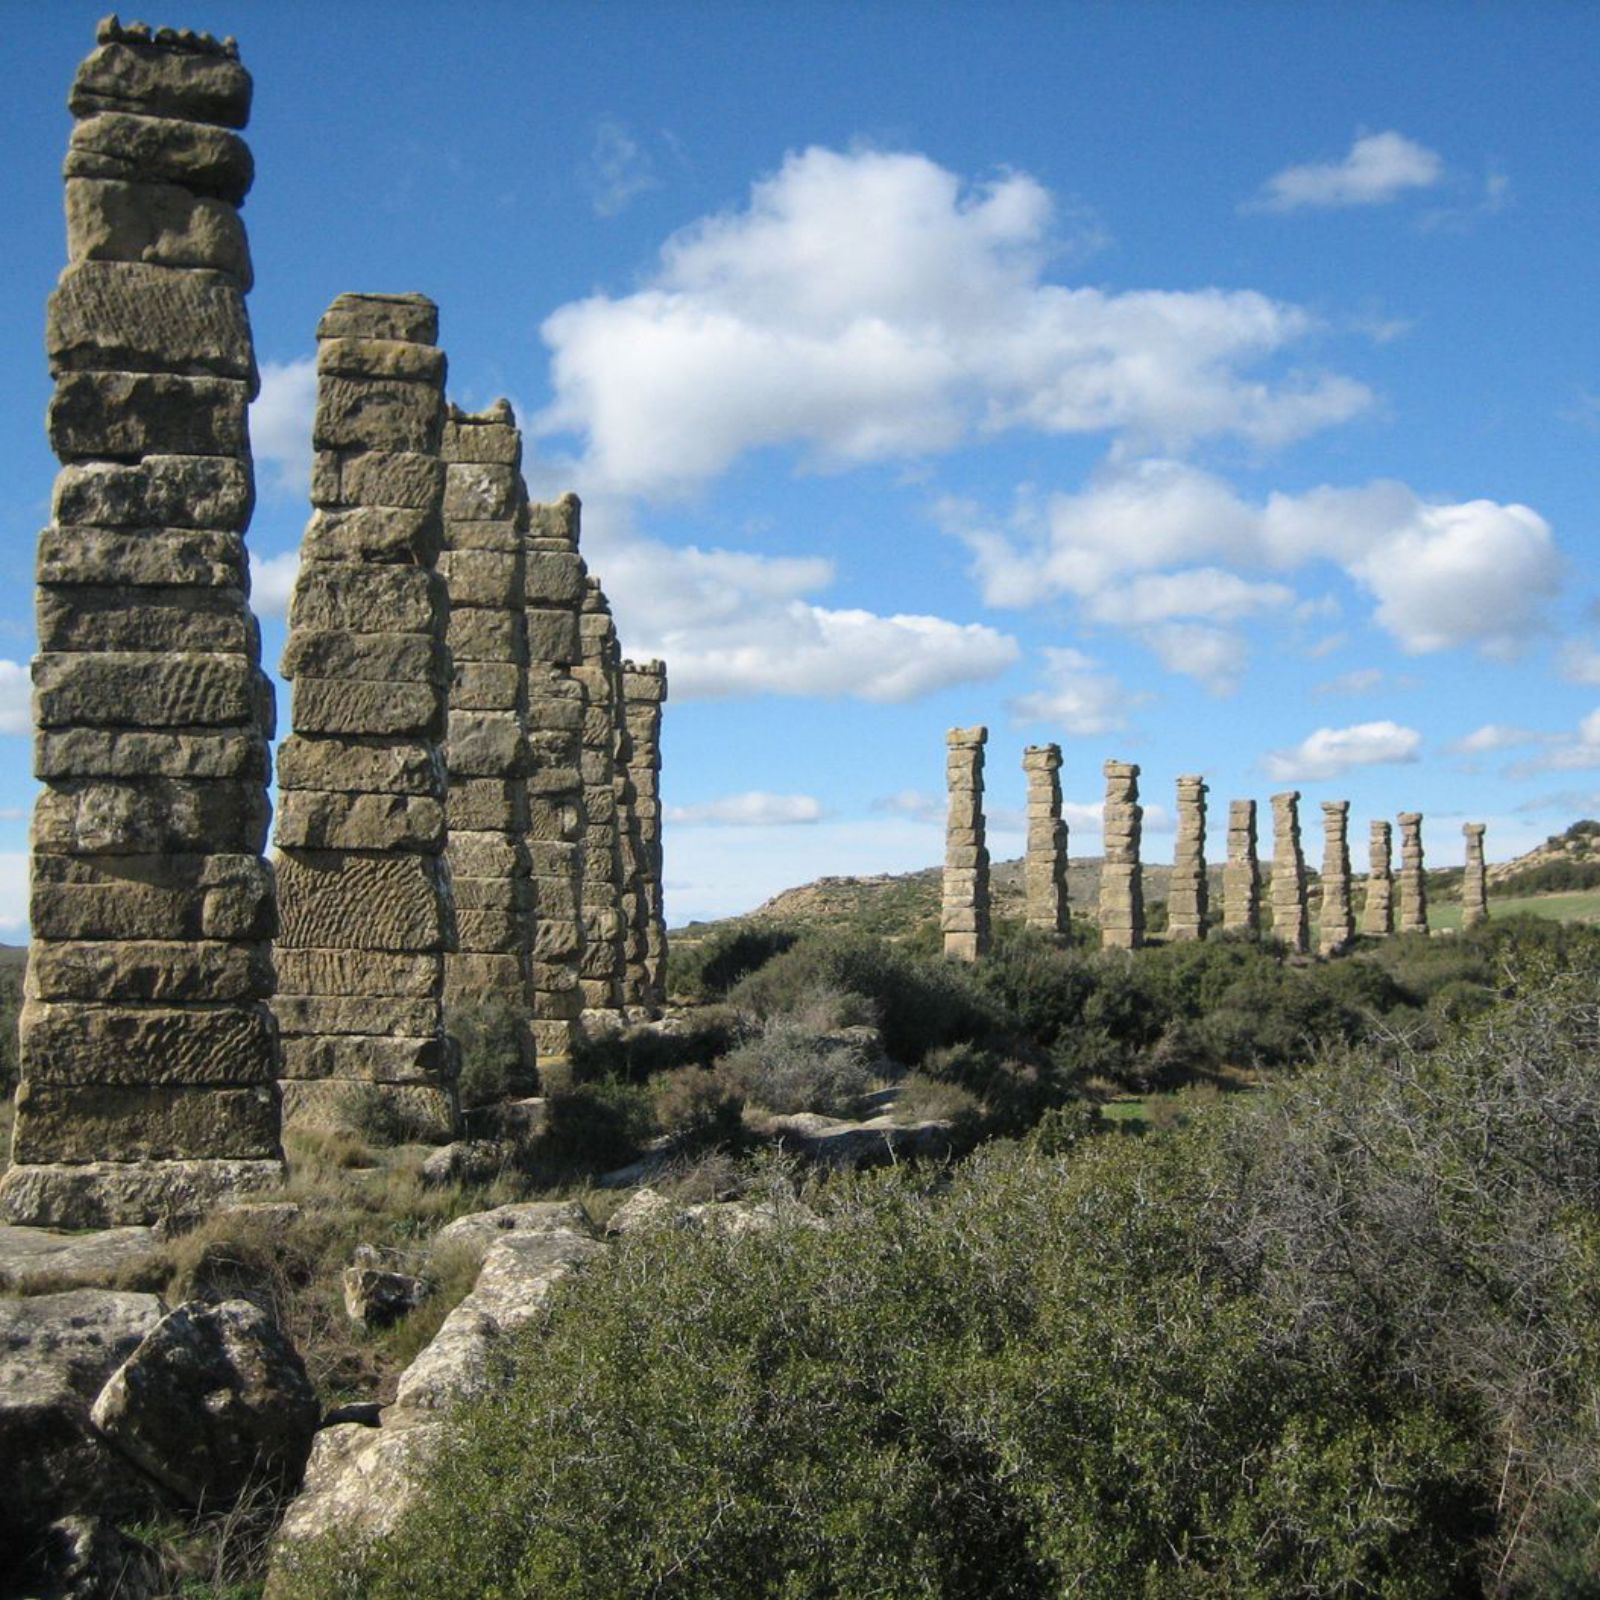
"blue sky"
4,2,1599,926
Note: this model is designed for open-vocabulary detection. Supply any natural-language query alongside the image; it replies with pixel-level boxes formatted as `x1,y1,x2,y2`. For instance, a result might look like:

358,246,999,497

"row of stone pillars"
940,730,1489,962
1,22,669,1226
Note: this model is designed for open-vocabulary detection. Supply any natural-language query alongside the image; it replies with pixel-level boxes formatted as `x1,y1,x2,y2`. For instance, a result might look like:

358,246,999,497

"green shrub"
448,1000,535,1108
917,1040,1071,1134
669,922,800,1001
649,1065,746,1152
569,1009,738,1085
524,1079,654,1177
718,1018,877,1118
336,1084,444,1149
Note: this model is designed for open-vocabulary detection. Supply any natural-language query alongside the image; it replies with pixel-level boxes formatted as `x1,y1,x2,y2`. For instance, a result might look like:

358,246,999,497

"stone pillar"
1022,744,1069,937
1270,791,1309,953
1462,823,1489,929
272,293,457,1140
1,22,284,1228
576,578,626,1016
1099,761,1144,949
438,402,537,1093
1318,801,1354,956
942,727,989,962
1223,801,1260,935
1168,775,1208,942
1364,821,1393,936
622,661,668,1010
1398,812,1429,934
523,495,588,1065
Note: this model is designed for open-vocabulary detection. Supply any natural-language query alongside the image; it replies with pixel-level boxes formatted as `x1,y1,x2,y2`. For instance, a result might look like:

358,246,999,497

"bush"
669,923,800,1001
918,1040,1072,1134
718,1017,877,1118
337,1085,445,1149
525,1079,654,1177
649,1066,746,1153
449,1001,535,1108
569,1009,738,1086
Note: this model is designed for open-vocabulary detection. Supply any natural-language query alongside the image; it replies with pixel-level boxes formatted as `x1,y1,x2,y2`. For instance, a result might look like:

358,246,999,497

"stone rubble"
1319,800,1354,957
1099,760,1144,949
1270,791,1309,954
942,727,990,961
1022,744,1069,937
1223,799,1260,935
1168,775,1208,942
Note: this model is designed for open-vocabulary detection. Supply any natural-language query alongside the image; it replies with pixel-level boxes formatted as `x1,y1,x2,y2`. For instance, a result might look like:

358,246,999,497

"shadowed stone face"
0,19,283,1229
621,662,668,1012
943,728,989,962
1100,760,1143,950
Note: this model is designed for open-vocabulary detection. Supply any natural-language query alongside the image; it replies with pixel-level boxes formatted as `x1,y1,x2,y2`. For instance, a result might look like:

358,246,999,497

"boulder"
342,1246,425,1330
0,1222,163,1293
604,1186,679,1237
10,1515,163,1600
429,1197,592,1259
90,1298,319,1504
418,1139,504,1188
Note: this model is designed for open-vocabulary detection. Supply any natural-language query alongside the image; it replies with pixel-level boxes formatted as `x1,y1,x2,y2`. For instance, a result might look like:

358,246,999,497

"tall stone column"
1223,800,1260,935
1318,801,1354,956
2,22,283,1227
523,496,588,1065
576,580,626,1016
1364,820,1393,936
1398,812,1429,934
273,293,457,1140
1022,744,1069,937
622,661,668,1009
438,402,537,1093
942,727,989,962
1168,775,1208,942
1099,761,1144,950
1270,791,1309,953
1462,823,1489,929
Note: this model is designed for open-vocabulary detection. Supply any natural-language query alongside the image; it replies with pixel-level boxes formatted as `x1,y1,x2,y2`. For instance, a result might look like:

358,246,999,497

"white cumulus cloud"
1263,720,1422,782
249,550,301,620
0,660,30,736
1509,710,1600,775
1137,621,1249,696
535,145,1371,495
667,791,823,827
1251,131,1444,212
871,789,945,824
251,356,317,496
1007,646,1149,735
1449,723,1555,755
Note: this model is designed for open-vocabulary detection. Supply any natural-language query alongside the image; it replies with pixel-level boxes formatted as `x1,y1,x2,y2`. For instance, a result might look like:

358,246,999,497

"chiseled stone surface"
1223,799,1259,935
942,727,989,962
1168,775,1208,942
1022,744,1069,937
1398,811,1429,935
1365,819,1394,936
271,294,457,1142
1462,823,1489,929
2,22,282,1227
1099,760,1143,950
577,579,626,1014
620,660,668,1012
1318,800,1354,956
1270,791,1309,954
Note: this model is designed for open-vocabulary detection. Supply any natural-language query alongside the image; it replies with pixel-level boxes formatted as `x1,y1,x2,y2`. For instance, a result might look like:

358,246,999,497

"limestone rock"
0,1223,163,1293
342,1249,425,1331
431,1198,594,1259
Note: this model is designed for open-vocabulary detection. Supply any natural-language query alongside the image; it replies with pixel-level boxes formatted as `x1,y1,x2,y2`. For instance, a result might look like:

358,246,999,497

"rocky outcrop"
1099,761,1143,949
1223,799,1260,935
1023,744,1069,937
1,17,283,1229
1364,819,1394,935
942,727,989,962
1398,811,1429,934
1462,823,1489,929
1318,800,1354,956
1270,791,1309,953
1168,775,1208,942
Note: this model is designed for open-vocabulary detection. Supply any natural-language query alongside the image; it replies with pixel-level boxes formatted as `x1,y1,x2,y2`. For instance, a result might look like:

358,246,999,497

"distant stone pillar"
273,293,457,1140
438,402,537,1093
523,496,588,1065
1022,744,1069,937
576,579,626,1015
1364,821,1393,936
1100,761,1144,950
1318,801,1354,956
1398,812,1429,934
2,22,284,1228
1223,800,1260,935
942,727,990,961
1462,823,1489,929
1270,791,1309,953
1168,776,1208,941
621,661,668,1009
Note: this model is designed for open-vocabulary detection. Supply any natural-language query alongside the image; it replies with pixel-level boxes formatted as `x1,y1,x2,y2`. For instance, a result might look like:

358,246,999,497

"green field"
1428,890,1600,932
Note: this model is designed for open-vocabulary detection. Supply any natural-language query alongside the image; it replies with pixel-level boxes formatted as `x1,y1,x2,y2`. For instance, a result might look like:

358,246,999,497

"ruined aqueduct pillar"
942,727,989,962
1168,775,1208,942
1270,791,1309,953
1398,812,1429,934
577,580,626,1014
1099,761,1143,950
1462,823,1489,929
1022,744,1069,937
1223,799,1260,935
2,22,284,1226
1318,800,1354,956
273,293,457,1139
1364,819,1394,936
621,661,668,1009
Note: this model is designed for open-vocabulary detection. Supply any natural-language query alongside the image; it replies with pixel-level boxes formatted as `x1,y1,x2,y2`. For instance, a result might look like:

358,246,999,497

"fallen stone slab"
429,1197,592,1258
766,1112,955,1171
0,1222,163,1293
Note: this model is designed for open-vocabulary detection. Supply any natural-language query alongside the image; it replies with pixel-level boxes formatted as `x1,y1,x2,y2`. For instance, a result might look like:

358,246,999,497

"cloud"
1007,646,1150,735
1137,621,1248,695
0,660,30,735
1250,131,1444,212
871,789,945,824
1509,709,1600,775
1083,567,1293,627
958,457,1560,659
1449,723,1555,755
249,550,301,620
1559,641,1600,686
250,356,317,495
535,145,1371,495
666,791,823,827
1314,666,1384,697
1419,168,1511,234
585,119,659,217
1263,720,1422,782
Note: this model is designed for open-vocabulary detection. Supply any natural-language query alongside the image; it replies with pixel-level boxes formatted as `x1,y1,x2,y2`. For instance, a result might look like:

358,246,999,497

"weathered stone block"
279,1035,452,1084
35,726,268,782
0,1159,284,1231
312,376,443,455
19,1000,277,1086
437,550,520,609
315,294,438,346
280,630,448,687
272,995,440,1038
278,1080,454,1141
10,1082,280,1163
453,908,524,953
525,609,580,664
532,919,582,961
274,852,451,953
449,661,520,712
309,450,443,513
298,505,442,567
273,948,440,999
35,650,259,728
37,584,252,654
445,711,526,776
441,412,522,466
446,778,525,832
444,952,525,1000
53,455,252,528
32,778,270,856
37,526,246,596
70,39,253,126
66,177,251,284
274,790,445,852
452,873,533,913
315,337,446,385
288,565,443,635
448,834,519,880
30,852,275,944
289,678,444,739
446,605,520,661
28,940,273,1005
65,111,253,204
441,516,520,553
49,371,249,462
528,876,580,920
443,463,520,522
274,735,444,797
527,797,583,843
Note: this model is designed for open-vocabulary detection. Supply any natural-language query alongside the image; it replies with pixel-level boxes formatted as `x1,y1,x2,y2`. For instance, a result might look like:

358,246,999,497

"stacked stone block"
1318,800,1354,956
1398,812,1429,934
622,661,669,1010
1462,823,1489,930
1,22,283,1227
1022,744,1069,937
1168,775,1208,942
1364,821,1394,936
1099,761,1144,949
438,402,537,1091
272,293,457,1140
1223,800,1260,934
1270,791,1309,953
576,580,626,1014
942,728,989,962
523,496,589,1063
